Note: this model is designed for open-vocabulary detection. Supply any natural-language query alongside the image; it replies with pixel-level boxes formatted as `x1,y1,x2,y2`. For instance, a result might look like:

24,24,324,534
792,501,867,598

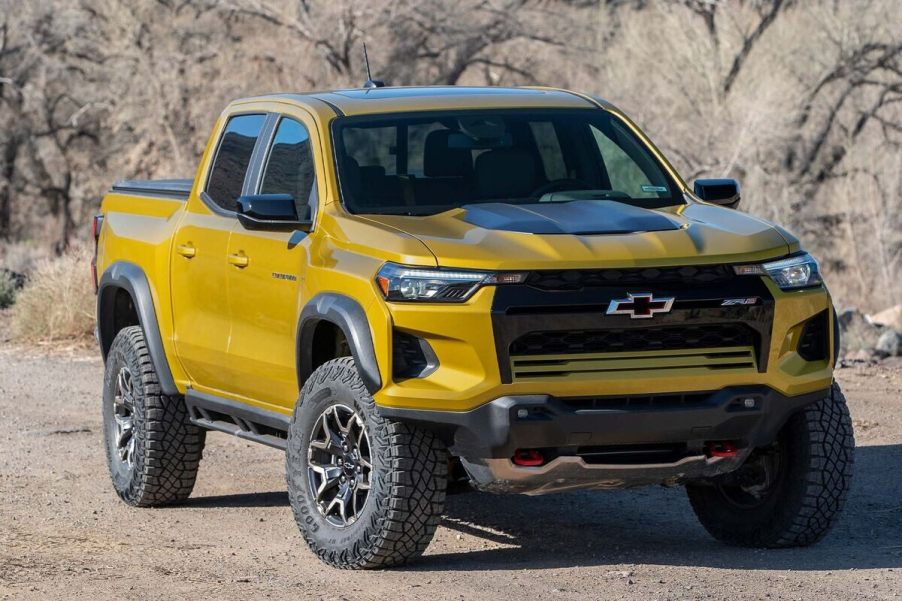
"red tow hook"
512,449,545,467
705,441,739,458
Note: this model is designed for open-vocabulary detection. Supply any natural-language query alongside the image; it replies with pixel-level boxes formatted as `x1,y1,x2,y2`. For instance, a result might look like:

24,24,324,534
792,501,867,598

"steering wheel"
529,178,593,198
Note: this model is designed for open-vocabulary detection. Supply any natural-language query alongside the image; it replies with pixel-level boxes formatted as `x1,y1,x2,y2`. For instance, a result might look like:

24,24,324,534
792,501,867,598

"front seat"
474,148,538,200
415,129,475,205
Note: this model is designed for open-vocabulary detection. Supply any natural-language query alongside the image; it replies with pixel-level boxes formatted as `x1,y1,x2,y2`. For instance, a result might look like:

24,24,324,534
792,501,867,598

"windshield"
332,109,682,216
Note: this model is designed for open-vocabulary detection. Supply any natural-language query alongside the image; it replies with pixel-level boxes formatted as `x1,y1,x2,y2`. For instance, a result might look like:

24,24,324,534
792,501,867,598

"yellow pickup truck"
94,85,853,569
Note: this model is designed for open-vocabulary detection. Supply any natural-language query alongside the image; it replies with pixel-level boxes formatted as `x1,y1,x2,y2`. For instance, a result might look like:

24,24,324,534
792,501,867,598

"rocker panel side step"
185,390,290,450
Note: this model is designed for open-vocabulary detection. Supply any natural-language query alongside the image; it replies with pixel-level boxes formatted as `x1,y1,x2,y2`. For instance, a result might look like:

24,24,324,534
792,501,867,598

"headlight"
734,252,822,290
375,263,526,302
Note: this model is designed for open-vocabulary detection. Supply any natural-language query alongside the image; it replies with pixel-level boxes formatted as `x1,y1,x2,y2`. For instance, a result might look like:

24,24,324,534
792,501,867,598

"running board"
185,390,290,450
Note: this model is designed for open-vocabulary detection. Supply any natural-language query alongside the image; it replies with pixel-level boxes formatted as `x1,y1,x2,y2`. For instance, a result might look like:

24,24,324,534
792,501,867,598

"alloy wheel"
307,404,372,527
112,366,136,469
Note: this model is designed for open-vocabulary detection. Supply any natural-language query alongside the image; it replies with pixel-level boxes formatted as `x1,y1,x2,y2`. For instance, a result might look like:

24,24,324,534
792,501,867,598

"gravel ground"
1,344,900,600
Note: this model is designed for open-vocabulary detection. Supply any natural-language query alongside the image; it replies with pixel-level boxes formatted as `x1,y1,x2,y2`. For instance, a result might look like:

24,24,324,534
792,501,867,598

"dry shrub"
0,270,17,309
11,246,95,342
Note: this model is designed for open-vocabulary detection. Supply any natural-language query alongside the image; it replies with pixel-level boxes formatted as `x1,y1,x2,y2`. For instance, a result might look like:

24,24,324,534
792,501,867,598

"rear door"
170,113,268,392
223,111,320,409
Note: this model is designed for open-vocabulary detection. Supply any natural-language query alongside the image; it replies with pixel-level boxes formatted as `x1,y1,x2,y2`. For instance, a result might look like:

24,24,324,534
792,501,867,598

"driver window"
260,117,316,218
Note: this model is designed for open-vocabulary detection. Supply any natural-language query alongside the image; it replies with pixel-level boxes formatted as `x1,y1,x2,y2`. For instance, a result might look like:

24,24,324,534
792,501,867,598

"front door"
224,114,318,409
171,112,267,393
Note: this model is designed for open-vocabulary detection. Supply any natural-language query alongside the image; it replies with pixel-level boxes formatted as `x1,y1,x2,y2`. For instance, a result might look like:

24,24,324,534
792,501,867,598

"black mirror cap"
236,194,312,231
693,178,741,209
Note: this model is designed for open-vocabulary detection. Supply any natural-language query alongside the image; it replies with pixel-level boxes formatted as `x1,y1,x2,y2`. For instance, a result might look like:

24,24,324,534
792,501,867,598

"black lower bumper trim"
377,386,829,459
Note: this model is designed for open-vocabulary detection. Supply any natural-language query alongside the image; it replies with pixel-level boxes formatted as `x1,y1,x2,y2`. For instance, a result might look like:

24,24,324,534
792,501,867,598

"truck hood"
358,200,796,270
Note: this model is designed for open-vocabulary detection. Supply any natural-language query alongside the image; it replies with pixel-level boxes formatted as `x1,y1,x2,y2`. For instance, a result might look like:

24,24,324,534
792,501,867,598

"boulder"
870,304,902,332
837,307,886,355
837,308,864,330
875,329,902,357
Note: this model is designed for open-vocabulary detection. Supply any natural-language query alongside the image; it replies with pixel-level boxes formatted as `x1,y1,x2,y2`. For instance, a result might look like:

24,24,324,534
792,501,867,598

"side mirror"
693,179,741,209
236,194,312,231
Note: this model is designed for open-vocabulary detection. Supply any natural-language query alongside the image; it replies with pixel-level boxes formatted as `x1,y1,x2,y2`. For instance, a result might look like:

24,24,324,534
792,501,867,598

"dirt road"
1,345,900,600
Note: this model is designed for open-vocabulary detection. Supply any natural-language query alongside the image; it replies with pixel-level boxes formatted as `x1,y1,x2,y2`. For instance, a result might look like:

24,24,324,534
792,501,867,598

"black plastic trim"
378,385,829,460
297,293,382,393
111,179,191,201
392,329,439,380
832,307,840,365
311,95,346,117
97,261,178,395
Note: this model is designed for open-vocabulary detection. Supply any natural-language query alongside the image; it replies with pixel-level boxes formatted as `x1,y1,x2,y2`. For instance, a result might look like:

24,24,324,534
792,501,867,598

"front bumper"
379,385,828,494
373,278,835,413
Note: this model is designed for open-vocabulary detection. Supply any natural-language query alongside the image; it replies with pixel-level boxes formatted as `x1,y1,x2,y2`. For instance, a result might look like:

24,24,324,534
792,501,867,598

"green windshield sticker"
641,185,668,193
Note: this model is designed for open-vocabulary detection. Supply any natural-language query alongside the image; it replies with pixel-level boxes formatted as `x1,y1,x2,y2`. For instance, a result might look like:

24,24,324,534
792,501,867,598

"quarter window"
260,117,316,218
206,114,266,212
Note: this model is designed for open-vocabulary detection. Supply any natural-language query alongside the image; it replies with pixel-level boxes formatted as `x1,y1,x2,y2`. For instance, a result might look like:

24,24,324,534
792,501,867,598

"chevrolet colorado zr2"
93,86,853,569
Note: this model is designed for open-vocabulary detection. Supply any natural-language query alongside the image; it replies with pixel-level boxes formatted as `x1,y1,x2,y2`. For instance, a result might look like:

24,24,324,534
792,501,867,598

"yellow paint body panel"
96,87,834,420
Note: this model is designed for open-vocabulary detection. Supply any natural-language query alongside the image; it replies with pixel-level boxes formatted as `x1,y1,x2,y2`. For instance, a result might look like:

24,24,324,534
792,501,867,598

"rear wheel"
287,357,448,569
687,383,854,547
102,326,205,506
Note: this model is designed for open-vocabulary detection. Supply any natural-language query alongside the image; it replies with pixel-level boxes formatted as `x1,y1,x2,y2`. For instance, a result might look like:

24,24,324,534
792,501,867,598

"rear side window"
260,117,316,218
206,114,266,212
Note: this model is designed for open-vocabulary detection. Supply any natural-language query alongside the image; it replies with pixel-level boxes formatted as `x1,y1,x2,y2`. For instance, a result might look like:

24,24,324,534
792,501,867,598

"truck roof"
238,86,603,117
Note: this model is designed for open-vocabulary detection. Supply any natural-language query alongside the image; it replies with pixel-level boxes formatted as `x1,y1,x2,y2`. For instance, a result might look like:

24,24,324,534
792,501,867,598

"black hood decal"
460,200,682,235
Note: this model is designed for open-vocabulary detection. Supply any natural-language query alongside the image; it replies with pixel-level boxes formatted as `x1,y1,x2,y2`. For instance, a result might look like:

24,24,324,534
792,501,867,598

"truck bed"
111,179,192,201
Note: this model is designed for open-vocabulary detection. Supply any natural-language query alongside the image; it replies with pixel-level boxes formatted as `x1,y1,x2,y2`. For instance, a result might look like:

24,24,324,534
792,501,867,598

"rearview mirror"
693,179,741,209
236,194,312,231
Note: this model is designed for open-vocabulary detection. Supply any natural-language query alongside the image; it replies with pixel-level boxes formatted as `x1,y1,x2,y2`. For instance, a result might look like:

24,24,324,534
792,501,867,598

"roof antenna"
362,43,385,89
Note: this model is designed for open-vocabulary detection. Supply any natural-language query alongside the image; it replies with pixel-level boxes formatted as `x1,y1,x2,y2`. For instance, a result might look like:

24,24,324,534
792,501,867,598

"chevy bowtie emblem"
606,293,675,319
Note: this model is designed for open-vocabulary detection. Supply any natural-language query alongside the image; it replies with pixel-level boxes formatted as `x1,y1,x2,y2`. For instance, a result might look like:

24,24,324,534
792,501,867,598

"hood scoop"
460,200,682,235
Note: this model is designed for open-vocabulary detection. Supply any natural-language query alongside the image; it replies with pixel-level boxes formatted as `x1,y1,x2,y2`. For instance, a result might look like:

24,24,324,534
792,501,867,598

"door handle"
176,243,196,258
228,252,249,268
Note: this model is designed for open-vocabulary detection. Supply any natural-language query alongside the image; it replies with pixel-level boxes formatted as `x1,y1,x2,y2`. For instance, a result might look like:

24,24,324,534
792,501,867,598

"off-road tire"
287,357,448,569
102,326,205,506
687,382,854,547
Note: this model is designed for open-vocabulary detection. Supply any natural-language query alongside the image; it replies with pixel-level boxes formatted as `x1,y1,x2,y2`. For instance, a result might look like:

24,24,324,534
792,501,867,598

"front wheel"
286,357,448,569
687,383,854,547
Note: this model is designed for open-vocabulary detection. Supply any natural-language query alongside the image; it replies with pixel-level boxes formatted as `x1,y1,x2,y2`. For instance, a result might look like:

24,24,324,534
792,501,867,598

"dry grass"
11,246,95,343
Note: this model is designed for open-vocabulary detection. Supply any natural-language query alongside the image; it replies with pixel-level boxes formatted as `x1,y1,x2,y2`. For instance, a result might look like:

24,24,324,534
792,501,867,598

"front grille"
510,323,757,356
560,392,713,411
526,265,734,291
510,347,757,381
491,270,774,383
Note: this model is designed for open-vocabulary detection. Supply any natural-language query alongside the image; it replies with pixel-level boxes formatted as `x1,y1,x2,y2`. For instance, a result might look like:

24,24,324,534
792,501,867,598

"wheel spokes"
306,404,372,527
112,366,137,470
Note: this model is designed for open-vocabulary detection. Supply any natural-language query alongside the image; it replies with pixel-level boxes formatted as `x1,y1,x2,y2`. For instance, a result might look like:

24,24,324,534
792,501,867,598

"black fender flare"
832,306,840,366
297,293,382,394
97,261,178,396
